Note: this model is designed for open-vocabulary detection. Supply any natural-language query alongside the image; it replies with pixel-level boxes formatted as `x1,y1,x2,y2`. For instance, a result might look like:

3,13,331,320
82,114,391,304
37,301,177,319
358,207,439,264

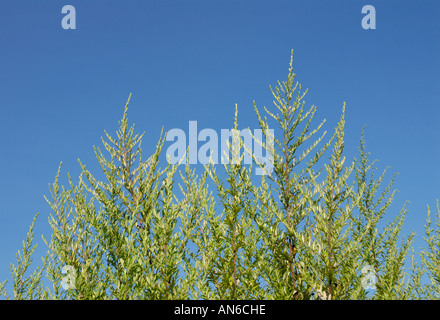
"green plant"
1,51,438,300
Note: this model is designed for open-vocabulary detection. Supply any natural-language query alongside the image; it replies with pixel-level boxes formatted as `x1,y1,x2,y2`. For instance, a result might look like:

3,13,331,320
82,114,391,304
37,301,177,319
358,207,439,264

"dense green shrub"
1,52,439,300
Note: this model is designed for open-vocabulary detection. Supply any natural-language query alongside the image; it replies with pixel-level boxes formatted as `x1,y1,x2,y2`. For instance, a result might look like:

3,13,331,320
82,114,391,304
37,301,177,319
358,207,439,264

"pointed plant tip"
122,93,132,117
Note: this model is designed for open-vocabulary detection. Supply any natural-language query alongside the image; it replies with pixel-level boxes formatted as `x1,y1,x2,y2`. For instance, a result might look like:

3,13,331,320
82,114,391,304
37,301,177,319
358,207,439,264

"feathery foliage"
1,51,438,300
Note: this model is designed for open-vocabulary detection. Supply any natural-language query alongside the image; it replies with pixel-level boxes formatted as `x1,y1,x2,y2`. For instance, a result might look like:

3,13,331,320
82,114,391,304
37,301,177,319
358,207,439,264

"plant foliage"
2,51,438,300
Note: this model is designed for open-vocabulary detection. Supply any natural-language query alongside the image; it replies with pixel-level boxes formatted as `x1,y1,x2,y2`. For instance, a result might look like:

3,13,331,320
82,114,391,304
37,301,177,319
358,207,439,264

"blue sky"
0,0,439,294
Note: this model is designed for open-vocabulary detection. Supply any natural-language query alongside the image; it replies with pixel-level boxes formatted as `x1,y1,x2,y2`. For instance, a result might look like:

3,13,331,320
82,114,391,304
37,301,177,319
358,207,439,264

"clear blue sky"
0,0,439,294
